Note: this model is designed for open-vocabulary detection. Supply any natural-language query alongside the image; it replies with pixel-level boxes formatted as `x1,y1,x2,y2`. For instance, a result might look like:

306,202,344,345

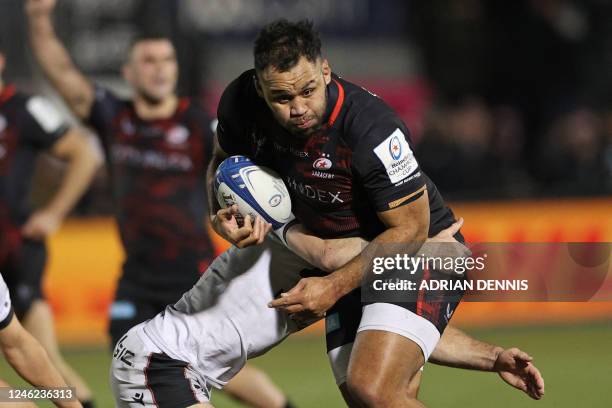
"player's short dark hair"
128,32,174,53
254,19,322,72
0,36,5,55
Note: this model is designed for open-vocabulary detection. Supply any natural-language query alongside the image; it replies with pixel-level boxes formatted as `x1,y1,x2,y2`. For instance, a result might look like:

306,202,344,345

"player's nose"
289,99,308,117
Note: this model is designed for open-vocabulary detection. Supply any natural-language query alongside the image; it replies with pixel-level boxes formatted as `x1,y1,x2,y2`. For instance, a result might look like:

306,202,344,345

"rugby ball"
215,156,292,229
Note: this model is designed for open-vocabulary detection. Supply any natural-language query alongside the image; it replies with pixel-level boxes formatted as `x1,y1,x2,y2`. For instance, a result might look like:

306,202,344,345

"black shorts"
0,239,47,318
108,273,197,348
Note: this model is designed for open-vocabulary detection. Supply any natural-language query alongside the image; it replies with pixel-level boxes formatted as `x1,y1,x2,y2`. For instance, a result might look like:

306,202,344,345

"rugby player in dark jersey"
0,40,99,407
27,1,296,407
210,20,545,406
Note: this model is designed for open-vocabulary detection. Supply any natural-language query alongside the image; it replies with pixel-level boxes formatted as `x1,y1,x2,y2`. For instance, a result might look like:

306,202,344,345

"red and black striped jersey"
88,87,215,289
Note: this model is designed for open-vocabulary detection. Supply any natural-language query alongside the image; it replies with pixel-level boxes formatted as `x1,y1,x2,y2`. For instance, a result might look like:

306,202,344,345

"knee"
346,372,390,408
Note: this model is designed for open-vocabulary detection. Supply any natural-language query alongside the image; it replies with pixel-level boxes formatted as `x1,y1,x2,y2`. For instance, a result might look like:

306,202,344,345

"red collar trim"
327,79,345,127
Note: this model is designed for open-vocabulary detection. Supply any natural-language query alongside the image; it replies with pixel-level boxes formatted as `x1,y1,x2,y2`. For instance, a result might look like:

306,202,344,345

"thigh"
111,324,212,408
348,329,424,395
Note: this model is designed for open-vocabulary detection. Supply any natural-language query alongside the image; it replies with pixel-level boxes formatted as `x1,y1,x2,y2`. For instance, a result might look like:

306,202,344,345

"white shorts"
327,302,439,385
110,323,212,407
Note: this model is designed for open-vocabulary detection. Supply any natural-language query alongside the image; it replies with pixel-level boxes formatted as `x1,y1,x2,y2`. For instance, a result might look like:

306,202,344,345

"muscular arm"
0,317,81,408
22,128,101,240
327,191,430,300
284,224,367,272
271,191,429,315
430,326,502,370
26,0,95,120
432,326,545,399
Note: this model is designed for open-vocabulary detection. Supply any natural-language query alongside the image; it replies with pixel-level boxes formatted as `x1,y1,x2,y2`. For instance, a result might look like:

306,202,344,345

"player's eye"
302,88,314,97
275,96,291,104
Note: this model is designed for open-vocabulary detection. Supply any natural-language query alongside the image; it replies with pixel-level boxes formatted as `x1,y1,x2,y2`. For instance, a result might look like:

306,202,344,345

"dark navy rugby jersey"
217,70,456,240
88,87,215,289
0,85,69,261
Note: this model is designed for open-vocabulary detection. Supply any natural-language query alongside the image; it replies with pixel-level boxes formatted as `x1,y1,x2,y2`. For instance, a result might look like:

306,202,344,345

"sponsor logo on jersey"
286,176,344,203
311,170,335,179
0,115,6,134
273,141,309,158
373,128,419,184
313,157,332,170
166,125,190,145
112,145,193,171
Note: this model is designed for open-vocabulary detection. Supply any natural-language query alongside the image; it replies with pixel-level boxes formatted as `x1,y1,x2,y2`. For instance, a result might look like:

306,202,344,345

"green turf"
1,323,610,407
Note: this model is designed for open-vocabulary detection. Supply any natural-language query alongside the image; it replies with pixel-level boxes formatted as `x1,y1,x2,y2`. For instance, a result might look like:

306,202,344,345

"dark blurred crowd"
4,0,610,208
410,0,612,199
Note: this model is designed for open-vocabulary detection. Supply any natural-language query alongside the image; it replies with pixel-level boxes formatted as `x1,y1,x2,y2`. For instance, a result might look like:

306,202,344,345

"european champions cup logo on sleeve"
389,134,402,160
373,128,418,184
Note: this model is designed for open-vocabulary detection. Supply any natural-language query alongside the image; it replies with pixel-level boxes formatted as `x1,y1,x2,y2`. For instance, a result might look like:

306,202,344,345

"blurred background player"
0,38,99,407
0,272,82,408
26,0,295,407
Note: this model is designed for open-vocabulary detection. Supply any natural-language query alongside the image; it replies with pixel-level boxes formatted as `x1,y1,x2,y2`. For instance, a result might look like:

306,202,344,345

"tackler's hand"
211,205,271,249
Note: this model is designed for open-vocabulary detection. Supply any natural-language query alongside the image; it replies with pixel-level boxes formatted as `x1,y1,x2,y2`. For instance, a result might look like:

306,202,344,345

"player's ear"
253,74,264,98
321,59,331,85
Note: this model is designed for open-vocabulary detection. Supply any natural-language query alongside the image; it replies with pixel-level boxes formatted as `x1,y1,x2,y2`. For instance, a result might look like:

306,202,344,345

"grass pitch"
0,323,610,407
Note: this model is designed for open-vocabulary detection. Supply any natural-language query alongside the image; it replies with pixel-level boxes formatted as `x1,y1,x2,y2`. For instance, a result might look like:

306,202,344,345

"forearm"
429,326,503,371
327,222,428,298
285,224,367,272
46,136,100,218
27,13,93,119
5,337,76,407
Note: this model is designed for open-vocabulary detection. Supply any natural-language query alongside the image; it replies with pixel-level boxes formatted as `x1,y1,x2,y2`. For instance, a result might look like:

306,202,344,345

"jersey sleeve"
21,96,70,150
216,75,255,157
350,109,426,213
0,275,14,330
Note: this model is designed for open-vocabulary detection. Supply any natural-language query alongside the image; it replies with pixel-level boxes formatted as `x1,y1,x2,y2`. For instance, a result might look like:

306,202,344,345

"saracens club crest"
313,157,332,170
